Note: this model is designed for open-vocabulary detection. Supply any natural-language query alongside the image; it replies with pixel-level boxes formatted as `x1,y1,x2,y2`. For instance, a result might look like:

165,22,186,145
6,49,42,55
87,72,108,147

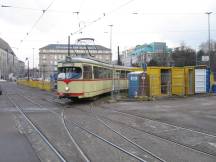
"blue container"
212,85,216,93
206,68,210,93
128,72,142,97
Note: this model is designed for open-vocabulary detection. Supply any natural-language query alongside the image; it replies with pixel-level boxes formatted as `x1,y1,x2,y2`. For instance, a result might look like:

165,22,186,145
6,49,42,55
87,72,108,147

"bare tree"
172,44,196,67
198,40,216,71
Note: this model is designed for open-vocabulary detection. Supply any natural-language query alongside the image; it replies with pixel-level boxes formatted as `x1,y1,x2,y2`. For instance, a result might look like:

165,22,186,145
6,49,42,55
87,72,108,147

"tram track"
53,99,216,161
16,91,156,161
99,105,216,138
44,94,216,159
12,86,153,162
3,84,90,162
62,109,151,162
20,93,91,162
90,104,216,157
88,104,166,162
6,94,67,162
13,84,216,161
41,97,168,161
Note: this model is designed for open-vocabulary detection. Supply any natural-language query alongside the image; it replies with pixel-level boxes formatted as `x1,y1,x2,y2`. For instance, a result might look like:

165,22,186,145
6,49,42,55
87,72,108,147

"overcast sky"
0,0,216,67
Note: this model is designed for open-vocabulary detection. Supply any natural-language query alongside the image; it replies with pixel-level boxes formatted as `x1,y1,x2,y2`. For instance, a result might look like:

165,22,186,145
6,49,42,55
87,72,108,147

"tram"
57,57,133,99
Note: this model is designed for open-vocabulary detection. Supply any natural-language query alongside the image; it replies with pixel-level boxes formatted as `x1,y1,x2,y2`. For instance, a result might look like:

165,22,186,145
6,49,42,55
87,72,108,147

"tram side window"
101,68,109,78
115,70,120,78
126,71,130,78
94,66,101,79
105,68,112,79
83,65,92,79
95,66,106,79
107,69,112,79
94,66,112,79
120,71,126,79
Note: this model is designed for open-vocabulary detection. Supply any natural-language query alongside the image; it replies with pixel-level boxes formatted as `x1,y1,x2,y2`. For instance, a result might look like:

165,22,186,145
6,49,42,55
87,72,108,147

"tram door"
188,69,193,94
114,70,120,95
83,65,93,97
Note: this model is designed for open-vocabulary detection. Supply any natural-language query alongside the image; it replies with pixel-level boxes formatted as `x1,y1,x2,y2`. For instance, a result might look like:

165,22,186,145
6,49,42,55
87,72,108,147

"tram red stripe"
58,78,128,83
85,88,111,93
57,92,84,97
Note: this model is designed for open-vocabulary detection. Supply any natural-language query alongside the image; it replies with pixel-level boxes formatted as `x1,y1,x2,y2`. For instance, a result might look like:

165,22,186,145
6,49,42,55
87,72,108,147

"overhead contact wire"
20,0,56,43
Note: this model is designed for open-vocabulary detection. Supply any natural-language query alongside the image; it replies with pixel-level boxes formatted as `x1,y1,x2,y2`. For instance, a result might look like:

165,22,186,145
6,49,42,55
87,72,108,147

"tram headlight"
65,86,70,91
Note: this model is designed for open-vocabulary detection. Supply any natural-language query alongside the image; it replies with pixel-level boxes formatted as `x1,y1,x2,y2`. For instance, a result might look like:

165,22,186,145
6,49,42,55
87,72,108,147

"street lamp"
32,48,34,78
108,24,113,64
205,12,212,68
25,58,29,80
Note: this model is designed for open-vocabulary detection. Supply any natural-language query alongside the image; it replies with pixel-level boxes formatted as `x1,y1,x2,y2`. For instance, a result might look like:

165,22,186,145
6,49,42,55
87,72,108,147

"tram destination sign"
63,63,75,67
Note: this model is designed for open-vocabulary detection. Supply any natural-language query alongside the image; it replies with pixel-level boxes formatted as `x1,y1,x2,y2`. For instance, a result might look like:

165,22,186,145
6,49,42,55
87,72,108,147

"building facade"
0,37,24,79
39,44,111,79
121,42,172,66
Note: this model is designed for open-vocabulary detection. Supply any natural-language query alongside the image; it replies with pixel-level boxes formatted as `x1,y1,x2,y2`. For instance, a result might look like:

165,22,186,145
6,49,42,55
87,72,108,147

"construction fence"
129,66,216,98
17,80,52,91
17,66,216,96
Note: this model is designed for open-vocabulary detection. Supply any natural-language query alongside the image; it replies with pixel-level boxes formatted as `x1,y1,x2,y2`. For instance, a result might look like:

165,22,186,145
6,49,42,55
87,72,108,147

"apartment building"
121,42,172,66
39,43,111,79
0,37,24,79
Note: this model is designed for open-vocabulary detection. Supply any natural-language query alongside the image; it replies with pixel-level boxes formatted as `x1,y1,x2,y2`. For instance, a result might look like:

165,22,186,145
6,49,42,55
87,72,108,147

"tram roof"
58,57,133,70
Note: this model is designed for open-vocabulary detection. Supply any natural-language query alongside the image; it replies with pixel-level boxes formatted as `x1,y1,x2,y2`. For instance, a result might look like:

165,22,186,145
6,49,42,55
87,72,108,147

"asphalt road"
0,105,40,162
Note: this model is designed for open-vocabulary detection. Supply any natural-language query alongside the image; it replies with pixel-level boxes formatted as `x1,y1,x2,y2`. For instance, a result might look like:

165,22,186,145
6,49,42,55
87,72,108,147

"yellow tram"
57,57,133,99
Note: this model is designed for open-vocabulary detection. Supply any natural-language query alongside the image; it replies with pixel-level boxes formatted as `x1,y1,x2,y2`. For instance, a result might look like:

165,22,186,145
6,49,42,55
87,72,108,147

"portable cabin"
206,68,211,93
128,72,148,97
171,67,185,96
195,66,210,93
184,66,195,95
147,67,171,97
212,71,216,93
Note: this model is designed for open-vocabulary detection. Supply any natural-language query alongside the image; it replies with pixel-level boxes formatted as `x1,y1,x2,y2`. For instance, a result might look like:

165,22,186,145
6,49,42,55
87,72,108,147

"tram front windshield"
58,67,82,80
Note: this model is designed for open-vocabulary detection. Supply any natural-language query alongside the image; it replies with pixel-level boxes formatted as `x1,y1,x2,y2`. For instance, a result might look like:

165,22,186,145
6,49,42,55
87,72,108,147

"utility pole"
28,59,29,80
26,58,29,80
32,48,34,78
108,25,113,64
68,35,70,56
117,46,121,65
108,25,114,99
205,12,212,69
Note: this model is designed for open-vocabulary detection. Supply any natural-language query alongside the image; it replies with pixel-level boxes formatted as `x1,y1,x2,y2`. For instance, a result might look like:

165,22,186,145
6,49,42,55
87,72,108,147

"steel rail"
61,112,91,162
48,96,216,140
96,106,216,158
99,106,216,138
17,93,91,162
62,109,147,162
14,85,216,158
43,96,216,157
90,104,166,162
6,94,67,162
